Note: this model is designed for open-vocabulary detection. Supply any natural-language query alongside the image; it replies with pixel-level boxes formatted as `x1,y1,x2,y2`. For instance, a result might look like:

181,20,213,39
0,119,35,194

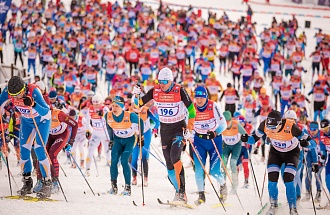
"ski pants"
20,118,51,178
86,132,110,170
72,132,87,163
110,135,135,184
131,129,151,177
305,151,323,192
193,135,225,192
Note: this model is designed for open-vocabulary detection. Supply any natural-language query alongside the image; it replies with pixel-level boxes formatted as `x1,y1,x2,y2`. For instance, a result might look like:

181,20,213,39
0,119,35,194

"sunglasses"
158,80,169,85
105,103,111,105
266,124,280,130
309,128,318,131
8,86,25,97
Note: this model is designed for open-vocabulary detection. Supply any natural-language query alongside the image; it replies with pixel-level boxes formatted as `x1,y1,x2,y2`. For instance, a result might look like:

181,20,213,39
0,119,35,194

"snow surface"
1,0,330,215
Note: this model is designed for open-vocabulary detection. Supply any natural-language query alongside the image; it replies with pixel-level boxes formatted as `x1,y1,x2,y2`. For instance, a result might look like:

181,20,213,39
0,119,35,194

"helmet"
87,91,95,97
284,110,297,120
158,67,173,81
92,93,102,104
36,81,46,91
7,76,25,96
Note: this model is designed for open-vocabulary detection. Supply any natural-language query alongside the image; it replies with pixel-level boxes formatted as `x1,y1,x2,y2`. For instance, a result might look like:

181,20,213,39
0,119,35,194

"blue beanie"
194,86,208,98
113,96,125,109
309,121,319,130
49,91,57,99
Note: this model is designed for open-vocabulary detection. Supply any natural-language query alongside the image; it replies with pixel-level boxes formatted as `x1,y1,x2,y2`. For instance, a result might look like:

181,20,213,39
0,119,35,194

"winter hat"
223,111,232,121
320,119,330,129
309,121,319,131
7,76,25,96
69,109,77,117
194,86,208,98
233,111,241,118
266,110,282,128
113,96,125,109
49,91,57,99
158,67,173,81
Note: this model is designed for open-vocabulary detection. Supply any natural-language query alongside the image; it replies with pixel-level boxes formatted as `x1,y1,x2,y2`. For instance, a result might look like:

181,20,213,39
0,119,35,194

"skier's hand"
206,130,216,140
132,84,142,95
85,131,91,139
137,136,144,147
318,154,326,166
152,128,158,138
65,144,72,153
241,134,249,142
312,163,319,173
299,139,309,147
23,96,35,107
183,129,194,141
68,139,75,145
108,140,113,150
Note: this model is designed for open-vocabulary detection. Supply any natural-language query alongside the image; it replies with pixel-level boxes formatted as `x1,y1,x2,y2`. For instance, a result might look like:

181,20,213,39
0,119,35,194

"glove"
300,139,309,147
152,128,158,138
318,154,326,166
23,96,35,107
183,129,194,140
68,139,75,145
241,134,249,142
97,109,103,117
312,163,319,173
65,144,72,153
132,85,142,95
137,136,145,147
206,130,216,140
85,131,91,139
108,140,113,150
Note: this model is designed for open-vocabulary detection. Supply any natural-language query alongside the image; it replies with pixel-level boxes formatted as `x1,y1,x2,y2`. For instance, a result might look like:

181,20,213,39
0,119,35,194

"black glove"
206,131,216,140
300,139,309,147
85,131,91,139
23,96,35,107
68,139,75,145
312,163,319,173
97,110,103,117
108,141,113,150
137,137,144,147
241,134,249,142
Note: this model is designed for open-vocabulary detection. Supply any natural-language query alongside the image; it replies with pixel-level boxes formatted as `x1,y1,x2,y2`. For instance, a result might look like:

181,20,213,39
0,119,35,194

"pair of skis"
2,195,59,202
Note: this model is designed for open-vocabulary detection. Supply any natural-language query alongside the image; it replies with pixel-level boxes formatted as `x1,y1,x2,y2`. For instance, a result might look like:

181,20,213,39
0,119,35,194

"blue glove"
247,136,256,145
65,144,72,153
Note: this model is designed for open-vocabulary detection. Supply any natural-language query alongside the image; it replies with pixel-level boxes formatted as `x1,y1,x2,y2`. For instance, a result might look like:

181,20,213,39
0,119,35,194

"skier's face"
195,97,206,107
112,103,123,116
159,80,172,91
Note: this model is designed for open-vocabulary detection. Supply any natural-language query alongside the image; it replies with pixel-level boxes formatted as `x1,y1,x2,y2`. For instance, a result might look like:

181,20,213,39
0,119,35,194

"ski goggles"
8,85,25,97
158,80,169,85
309,127,318,131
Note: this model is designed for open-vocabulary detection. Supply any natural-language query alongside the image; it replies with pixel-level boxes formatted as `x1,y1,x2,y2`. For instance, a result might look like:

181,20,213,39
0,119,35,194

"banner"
0,0,12,25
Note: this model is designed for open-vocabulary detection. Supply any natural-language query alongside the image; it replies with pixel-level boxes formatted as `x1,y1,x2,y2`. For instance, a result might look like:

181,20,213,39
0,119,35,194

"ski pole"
29,109,68,202
188,140,226,212
137,96,145,206
249,157,262,206
59,164,67,177
0,152,19,189
150,141,165,163
143,146,167,168
211,139,245,211
129,162,142,176
70,153,95,195
304,154,316,215
0,99,12,196
315,171,330,203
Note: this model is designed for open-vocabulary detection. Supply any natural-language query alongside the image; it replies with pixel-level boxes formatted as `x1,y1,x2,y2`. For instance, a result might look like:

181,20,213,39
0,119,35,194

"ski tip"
157,198,163,204
133,201,138,206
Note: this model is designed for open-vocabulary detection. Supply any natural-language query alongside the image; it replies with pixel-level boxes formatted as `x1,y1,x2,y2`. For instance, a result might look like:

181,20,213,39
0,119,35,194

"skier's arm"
237,123,247,135
31,87,50,116
148,110,159,130
181,87,196,130
58,111,78,140
104,112,114,141
248,120,266,144
130,112,144,136
307,139,318,163
138,88,154,107
213,102,227,135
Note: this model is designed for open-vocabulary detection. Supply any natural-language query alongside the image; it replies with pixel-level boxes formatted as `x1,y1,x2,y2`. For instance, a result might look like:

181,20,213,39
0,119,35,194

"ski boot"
315,190,321,203
244,178,249,188
37,178,52,198
132,176,137,185
173,189,187,204
121,184,131,196
109,180,118,195
143,177,148,187
33,179,43,193
301,190,311,202
17,176,33,196
194,191,206,205
289,207,298,215
220,183,227,202
173,191,179,201
266,202,278,215
51,177,59,194
85,169,90,177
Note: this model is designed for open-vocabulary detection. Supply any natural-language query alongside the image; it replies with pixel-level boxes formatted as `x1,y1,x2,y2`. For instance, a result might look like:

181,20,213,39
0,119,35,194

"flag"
0,0,12,25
